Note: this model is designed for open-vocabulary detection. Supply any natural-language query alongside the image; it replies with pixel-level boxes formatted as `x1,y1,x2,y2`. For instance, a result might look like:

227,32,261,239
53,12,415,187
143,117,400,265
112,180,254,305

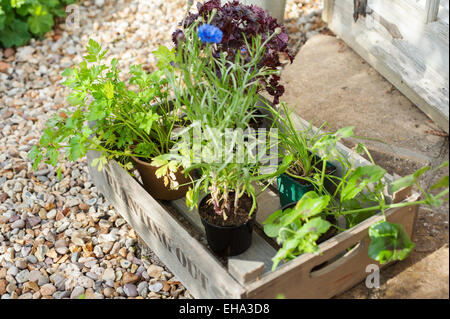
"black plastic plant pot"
199,195,257,257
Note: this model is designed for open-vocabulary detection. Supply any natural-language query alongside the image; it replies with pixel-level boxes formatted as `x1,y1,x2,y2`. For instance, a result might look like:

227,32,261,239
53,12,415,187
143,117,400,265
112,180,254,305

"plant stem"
339,200,426,216
318,159,327,194
84,137,142,158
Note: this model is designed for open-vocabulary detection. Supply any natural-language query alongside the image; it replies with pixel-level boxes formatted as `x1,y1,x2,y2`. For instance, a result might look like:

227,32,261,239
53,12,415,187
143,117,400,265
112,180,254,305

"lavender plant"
154,15,288,223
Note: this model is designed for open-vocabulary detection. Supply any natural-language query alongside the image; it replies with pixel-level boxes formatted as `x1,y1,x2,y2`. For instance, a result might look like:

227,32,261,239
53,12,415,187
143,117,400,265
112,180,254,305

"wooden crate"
86,116,419,299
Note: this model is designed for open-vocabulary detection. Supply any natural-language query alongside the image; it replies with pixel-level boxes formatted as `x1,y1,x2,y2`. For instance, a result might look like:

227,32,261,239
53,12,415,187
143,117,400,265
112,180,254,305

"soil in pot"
132,156,190,201
199,193,257,256
199,193,255,227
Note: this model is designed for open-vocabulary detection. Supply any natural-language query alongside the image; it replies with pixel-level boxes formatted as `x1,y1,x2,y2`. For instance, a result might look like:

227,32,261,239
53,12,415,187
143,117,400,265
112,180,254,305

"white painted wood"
224,0,287,22
365,0,449,76
409,0,447,22
425,0,441,23
439,0,449,23
324,0,449,133
322,0,334,23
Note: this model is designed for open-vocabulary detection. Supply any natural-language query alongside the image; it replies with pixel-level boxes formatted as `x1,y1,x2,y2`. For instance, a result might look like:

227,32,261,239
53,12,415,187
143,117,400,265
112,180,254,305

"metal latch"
353,0,368,22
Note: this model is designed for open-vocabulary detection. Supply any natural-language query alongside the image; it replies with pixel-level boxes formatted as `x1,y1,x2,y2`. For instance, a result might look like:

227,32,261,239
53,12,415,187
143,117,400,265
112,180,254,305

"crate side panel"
244,203,419,299
87,151,244,299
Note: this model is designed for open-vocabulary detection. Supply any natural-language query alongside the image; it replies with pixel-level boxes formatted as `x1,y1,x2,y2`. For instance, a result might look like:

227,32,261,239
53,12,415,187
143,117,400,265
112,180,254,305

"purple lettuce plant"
172,0,294,105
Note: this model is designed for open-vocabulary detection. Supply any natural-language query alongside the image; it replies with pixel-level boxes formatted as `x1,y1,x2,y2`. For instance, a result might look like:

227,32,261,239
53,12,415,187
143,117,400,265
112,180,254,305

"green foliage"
266,102,355,192
0,0,75,48
158,18,284,221
152,45,175,70
29,39,183,175
265,103,324,181
368,221,415,264
263,191,332,270
366,161,449,265
341,165,386,201
263,106,449,269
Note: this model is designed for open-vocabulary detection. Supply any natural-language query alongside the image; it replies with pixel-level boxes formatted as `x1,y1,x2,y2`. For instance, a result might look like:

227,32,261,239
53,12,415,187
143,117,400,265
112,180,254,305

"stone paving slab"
281,35,447,175
280,34,449,299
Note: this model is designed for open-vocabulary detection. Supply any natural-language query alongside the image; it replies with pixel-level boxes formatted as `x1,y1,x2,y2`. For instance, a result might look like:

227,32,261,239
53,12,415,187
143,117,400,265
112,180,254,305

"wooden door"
323,0,449,133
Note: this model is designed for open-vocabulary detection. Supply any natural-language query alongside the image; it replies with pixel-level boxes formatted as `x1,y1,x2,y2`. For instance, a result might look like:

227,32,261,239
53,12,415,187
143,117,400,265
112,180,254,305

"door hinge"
353,0,368,22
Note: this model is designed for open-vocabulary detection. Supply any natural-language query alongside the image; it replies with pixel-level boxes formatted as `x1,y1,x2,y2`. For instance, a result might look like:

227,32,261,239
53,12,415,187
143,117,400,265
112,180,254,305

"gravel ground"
0,0,325,299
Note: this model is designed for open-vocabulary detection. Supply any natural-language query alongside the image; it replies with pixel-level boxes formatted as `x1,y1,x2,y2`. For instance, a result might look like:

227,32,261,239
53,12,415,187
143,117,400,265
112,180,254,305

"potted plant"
263,129,449,270
180,129,290,256
28,39,190,200
264,103,343,207
154,13,290,256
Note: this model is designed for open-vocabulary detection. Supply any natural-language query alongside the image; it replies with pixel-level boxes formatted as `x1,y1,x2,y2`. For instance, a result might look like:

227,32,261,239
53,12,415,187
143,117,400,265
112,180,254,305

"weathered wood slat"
87,151,245,299
322,0,334,23
439,0,449,23
425,0,441,23
224,0,286,22
374,0,448,77
367,0,449,74
244,193,419,299
410,0,445,23
324,0,449,133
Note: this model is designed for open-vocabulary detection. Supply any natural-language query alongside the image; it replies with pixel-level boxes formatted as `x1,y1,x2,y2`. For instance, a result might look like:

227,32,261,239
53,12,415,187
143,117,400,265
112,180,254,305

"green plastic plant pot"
277,173,314,208
277,162,337,207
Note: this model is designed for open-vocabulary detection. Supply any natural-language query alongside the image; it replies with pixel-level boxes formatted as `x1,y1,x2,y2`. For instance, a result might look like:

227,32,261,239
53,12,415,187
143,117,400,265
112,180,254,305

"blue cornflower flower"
198,24,223,44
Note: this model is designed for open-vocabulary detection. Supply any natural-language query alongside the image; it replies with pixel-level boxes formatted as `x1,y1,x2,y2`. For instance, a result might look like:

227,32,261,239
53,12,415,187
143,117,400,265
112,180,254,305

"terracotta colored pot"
132,156,190,201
